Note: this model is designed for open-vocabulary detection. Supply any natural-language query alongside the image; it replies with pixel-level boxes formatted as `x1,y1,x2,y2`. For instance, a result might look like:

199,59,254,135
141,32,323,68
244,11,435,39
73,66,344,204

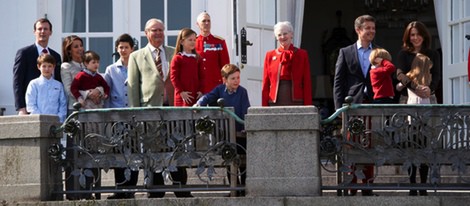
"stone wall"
0,115,62,201
245,106,321,197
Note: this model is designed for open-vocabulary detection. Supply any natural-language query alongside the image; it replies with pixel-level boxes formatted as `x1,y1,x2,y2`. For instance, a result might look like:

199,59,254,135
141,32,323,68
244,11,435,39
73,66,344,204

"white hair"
145,18,165,30
274,21,294,35
197,12,210,23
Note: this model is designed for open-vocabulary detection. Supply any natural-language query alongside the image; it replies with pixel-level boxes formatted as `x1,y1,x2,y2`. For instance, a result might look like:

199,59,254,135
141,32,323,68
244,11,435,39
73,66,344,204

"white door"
235,0,277,106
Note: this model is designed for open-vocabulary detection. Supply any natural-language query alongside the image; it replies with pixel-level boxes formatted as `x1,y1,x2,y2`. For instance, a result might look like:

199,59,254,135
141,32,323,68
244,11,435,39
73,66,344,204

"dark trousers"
373,97,396,104
65,167,99,200
227,136,247,196
349,165,374,196
65,134,99,200
347,109,374,196
148,168,191,198
114,168,139,196
408,164,429,196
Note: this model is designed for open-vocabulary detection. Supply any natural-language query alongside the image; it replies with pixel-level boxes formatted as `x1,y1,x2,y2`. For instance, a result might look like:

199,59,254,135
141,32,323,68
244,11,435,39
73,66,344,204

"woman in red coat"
171,28,204,106
262,21,312,106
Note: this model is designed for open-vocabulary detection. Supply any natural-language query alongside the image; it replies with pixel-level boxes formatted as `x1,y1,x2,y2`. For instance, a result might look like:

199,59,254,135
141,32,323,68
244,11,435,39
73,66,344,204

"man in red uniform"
196,12,230,94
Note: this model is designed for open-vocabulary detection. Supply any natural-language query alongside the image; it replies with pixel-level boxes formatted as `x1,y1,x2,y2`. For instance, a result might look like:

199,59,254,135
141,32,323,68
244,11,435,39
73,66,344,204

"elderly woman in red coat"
262,21,312,106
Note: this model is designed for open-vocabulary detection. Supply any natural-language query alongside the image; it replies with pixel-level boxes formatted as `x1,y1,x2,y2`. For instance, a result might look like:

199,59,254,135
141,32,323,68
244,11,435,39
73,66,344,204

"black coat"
333,43,378,109
13,44,62,110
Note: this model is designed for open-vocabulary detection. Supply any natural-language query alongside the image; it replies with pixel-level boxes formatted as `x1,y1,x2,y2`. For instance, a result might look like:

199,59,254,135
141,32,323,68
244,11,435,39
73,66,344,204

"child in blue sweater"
195,63,250,196
195,64,250,131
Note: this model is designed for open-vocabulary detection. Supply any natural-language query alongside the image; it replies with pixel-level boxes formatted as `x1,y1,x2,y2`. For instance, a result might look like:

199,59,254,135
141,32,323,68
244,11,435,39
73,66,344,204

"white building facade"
435,0,470,104
0,0,468,115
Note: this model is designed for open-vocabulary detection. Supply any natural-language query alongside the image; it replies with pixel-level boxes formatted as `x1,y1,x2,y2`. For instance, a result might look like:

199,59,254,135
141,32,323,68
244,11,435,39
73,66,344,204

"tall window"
62,0,113,72
448,0,470,103
61,0,192,71
139,0,191,49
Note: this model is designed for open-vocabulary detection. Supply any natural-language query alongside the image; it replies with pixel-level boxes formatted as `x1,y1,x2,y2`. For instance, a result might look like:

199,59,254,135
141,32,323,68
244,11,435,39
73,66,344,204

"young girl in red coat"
170,28,204,106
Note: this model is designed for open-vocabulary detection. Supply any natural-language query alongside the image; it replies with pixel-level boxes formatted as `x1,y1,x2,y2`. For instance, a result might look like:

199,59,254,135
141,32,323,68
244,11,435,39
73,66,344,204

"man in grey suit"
127,18,191,198
333,14,378,196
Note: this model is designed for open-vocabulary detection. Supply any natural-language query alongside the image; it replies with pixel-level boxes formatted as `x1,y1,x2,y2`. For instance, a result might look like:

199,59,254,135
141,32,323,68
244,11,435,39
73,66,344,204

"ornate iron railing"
49,105,245,198
320,101,470,194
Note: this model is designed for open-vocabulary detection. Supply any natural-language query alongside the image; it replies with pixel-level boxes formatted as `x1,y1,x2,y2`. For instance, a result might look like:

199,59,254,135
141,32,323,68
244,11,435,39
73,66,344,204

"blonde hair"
369,48,392,66
407,53,432,86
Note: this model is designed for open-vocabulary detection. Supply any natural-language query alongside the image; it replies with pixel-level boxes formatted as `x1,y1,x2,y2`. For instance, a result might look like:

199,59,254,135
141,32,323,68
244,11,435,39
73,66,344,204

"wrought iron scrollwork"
321,106,470,190
347,118,365,135
49,111,245,188
48,143,64,162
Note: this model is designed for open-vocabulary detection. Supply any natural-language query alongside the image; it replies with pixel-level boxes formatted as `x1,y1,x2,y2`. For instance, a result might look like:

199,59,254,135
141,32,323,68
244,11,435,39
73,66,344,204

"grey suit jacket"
333,43,378,110
128,44,175,107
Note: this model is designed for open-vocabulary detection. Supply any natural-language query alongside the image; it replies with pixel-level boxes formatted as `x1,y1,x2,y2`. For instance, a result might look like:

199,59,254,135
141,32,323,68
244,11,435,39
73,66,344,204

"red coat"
170,53,204,106
262,45,312,106
370,59,396,99
196,34,230,93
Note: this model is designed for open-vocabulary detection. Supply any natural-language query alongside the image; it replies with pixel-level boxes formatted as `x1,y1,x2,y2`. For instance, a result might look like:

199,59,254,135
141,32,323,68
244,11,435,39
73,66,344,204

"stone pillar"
0,115,62,201
245,106,321,197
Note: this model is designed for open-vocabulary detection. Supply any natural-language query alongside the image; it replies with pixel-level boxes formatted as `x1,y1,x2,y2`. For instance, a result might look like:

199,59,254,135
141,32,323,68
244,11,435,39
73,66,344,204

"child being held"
26,54,67,122
397,53,433,104
70,51,110,109
369,48,396,104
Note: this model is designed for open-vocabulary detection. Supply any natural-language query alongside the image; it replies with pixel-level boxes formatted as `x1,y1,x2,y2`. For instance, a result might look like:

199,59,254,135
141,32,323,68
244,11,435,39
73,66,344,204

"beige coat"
128,44,175,107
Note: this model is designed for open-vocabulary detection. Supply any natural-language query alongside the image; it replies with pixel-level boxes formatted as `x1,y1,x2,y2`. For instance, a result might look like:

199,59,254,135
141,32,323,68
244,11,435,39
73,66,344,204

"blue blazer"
13,44,62,110
333,43,378,110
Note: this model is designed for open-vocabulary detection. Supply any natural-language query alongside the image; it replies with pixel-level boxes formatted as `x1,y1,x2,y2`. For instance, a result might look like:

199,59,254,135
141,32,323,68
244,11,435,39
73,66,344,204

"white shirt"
26,75,67,122
148,44,169,80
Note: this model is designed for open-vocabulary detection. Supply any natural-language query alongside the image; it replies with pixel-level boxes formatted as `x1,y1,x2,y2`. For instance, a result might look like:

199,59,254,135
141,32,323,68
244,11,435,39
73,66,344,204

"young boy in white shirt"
26,54,67,122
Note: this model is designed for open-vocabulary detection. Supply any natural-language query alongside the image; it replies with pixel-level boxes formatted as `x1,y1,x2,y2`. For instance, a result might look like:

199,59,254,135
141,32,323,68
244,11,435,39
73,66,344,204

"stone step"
320,164,470,186
96,165,470,188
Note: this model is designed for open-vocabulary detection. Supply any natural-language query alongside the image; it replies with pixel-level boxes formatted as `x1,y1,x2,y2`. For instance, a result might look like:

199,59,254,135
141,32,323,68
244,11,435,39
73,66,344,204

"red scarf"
278,44,294,65
278,45,295,80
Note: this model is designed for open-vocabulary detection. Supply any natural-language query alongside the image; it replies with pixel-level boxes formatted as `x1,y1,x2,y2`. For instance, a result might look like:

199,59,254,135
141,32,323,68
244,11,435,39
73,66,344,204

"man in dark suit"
13,18,62,115
334,15,377,110
333,14,377,196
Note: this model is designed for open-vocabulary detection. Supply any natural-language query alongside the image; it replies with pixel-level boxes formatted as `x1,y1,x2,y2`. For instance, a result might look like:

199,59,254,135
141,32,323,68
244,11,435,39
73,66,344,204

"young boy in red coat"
70,50,110,109
369,48,396,104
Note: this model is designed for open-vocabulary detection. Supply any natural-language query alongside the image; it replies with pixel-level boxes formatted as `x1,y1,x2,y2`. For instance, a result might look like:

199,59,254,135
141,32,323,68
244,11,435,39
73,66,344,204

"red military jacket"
262,45,313,106
196,34,230,93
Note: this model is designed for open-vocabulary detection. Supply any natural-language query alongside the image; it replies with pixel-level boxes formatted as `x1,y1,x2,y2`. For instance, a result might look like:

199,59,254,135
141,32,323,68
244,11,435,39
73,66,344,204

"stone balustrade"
0,115,61,201
0,106,322,201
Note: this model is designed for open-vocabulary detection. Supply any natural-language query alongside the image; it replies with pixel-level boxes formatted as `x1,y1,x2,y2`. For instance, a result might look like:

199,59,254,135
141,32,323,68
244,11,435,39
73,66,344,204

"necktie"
156,48,168,104
155,48,163,79
42,48,48,54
